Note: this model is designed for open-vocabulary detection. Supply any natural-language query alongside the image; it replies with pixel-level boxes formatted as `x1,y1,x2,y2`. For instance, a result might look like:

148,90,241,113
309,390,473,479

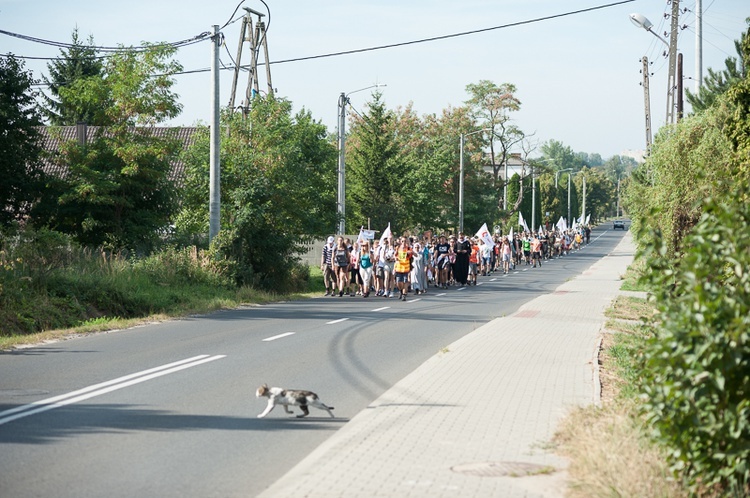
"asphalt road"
0,227,626,497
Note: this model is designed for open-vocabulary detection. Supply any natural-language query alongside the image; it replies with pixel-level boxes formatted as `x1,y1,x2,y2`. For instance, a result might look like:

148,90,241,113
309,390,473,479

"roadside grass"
619,256,649,292
605,295,655,322
554,266,687,497
0,252,325,350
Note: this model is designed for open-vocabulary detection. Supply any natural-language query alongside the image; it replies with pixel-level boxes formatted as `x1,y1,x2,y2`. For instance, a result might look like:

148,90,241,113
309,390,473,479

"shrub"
638,179,750,494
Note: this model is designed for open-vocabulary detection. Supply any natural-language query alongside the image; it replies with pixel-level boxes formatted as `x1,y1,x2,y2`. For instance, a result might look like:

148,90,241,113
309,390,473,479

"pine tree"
686,21,749,113
40,29,104,125
0,55,44,227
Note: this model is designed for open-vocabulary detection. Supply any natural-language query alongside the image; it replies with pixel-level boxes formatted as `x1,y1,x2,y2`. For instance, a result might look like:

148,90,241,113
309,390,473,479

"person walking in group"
381,237,396,298
502,236,512,274
321,236,336,296
333,237,350,297
531,233,543,268
359,241,374,297
411,241,427,295
394,237,413,301
434,234,451,289
468,238,480,285
453,232,471,286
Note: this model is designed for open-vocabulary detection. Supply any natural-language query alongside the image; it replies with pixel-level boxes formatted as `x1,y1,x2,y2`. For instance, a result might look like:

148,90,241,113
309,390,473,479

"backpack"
335,249,349,267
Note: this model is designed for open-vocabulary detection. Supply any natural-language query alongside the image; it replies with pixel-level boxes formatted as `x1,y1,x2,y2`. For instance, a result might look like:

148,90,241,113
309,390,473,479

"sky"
1,0,747,160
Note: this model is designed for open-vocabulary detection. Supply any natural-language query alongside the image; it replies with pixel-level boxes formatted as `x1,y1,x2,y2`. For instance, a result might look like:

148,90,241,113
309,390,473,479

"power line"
0,28,212,53
172,0,637,77
267,0,636,67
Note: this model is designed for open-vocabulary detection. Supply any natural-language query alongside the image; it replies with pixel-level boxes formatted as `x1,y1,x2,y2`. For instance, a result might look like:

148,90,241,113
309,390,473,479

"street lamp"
554,168,575,225
529,158,553,231
629,13,669,46
630,6,681,124
459,128,492,233
337,84,386,235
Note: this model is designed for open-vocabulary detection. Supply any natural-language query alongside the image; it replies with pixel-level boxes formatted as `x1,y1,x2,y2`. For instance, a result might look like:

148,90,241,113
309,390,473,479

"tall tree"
33,44,183,250
464,80,524,208
540,139,580,172
177,99,337,291
41,29,105,125
686,19,749,113
0,55,44,227
346,91,404,233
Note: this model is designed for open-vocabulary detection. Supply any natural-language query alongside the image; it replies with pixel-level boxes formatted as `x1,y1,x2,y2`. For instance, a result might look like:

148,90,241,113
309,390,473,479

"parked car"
613,220,626,230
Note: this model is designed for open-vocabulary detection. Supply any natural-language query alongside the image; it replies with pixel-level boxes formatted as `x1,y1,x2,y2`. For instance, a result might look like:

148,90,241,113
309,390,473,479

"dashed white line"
371,307,390,312
263,332,295,342
326,318,349,325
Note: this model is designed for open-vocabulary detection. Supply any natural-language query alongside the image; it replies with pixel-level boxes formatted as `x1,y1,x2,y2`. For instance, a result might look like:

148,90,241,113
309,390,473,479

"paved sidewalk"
258,233,636,498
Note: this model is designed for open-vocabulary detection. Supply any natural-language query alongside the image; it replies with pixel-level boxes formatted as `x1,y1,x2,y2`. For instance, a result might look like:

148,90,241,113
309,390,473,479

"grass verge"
0,250,325,351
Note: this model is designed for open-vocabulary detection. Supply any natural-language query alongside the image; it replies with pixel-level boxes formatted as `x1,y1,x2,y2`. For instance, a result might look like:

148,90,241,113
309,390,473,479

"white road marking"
436,293,446,297
490,278,497,282
0,355,226,426
326,318,349,325
371,307,390,312
263,332,295,342
406,298,421,303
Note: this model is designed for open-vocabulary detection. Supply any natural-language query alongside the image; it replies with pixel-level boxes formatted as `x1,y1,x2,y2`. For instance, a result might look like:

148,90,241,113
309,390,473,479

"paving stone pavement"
258,232,636,498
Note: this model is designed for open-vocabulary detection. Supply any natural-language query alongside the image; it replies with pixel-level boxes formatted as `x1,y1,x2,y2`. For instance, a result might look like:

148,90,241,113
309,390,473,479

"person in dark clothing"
453,232,471,286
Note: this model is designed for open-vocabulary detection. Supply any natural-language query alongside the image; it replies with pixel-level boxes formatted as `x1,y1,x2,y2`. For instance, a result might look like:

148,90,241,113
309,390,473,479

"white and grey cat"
255,384,335,418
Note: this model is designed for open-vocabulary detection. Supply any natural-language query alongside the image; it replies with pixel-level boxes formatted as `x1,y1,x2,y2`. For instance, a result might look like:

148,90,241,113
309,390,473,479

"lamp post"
554,168,574,225
337,84,386,235
530,158,553,231
459,128,492,233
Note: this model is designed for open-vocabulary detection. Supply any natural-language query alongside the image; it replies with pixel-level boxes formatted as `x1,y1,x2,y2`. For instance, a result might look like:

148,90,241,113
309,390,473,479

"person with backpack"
333,237,350,297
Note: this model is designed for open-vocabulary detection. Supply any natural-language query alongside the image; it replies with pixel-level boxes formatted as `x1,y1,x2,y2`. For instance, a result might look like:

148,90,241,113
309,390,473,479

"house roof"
37,125,201,186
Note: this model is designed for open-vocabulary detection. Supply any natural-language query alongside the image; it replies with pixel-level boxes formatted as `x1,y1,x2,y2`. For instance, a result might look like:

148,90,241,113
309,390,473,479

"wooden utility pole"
642,56,652,147
665,0,680,124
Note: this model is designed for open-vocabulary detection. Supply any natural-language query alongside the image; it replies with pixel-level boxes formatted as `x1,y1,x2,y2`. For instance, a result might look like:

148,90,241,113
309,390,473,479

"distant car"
613,220,626,230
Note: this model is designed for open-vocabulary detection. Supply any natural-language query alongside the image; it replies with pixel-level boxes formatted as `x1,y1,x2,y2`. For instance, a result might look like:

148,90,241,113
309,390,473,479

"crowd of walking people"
320,225,593,300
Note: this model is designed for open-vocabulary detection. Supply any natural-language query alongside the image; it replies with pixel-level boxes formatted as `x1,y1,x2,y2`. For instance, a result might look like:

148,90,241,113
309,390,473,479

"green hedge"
638,180,750,495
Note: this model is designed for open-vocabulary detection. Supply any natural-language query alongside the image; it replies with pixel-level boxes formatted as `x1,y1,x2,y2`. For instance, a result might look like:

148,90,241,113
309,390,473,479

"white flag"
539,225,544,235
572,219,578,231
585,214,591,225
475,223,495,248
556,216,566,232
519,212,530,233
508,227,514,241
379,223,392,244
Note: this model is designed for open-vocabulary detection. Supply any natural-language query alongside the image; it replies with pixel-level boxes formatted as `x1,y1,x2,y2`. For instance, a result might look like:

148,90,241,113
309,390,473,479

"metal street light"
629,13,669,46
337,84,386,235
459,128,492,233
554,168,573,189
529,158,553,231
630,5,682,124
554,168,575,225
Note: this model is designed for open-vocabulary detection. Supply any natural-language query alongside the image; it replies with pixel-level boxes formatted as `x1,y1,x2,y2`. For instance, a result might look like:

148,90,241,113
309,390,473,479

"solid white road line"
263,332,295,342
326,318,349,325
0,355,226,426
